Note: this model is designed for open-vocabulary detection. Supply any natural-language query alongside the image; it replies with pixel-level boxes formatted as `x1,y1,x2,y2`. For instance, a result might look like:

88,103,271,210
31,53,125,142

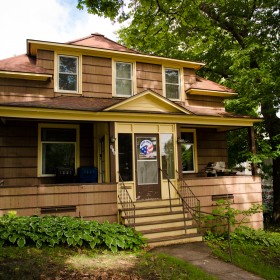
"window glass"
160,134,174,179
116,62,132,96
40,127,77,175
165,68,180,99
181,132,195,173
118,133,133,181
58,55,78,92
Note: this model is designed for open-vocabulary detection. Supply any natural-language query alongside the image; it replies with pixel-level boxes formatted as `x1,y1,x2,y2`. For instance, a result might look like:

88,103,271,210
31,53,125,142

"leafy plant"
201,199,263,233
0,213,146,252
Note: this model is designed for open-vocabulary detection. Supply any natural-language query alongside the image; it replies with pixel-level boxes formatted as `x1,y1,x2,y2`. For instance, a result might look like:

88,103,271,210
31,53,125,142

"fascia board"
0,71,52,81
0,106,262,127
27,40,205,70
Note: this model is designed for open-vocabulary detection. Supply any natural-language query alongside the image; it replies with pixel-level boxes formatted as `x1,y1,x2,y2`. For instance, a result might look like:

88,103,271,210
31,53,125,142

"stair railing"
160,168,233,262
176,170,201,228
159,168,189,234
117,174,136,228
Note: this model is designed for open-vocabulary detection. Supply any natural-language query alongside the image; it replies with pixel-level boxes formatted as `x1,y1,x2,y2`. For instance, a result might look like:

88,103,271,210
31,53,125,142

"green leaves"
0,214,146,252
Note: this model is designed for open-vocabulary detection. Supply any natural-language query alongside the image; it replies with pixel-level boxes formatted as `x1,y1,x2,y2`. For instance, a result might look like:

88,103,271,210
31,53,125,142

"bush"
0,213,146,252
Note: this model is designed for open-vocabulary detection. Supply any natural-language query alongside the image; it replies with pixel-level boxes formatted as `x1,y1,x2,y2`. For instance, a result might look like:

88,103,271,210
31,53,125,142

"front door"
135,134,161,200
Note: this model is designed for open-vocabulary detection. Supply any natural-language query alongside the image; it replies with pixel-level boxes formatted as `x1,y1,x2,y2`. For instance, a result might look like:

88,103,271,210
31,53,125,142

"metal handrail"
117,174,136,228
159,168,189,235
160,168,233,262
176,170,201,227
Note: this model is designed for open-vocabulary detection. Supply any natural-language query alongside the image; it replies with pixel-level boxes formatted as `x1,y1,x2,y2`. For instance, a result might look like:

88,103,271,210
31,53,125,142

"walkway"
150,242,264,280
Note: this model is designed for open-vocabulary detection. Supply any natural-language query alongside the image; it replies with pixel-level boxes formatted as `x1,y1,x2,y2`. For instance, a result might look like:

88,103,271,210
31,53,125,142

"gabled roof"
0,54,52,81
68,33,137,53
186,76,237,97
104,90,192,115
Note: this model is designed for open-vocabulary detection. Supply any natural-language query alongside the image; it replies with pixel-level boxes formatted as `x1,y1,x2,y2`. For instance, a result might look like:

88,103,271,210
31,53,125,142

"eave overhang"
0,71,52,81
27,40,205,70
0,105,262,128
186,88,238,97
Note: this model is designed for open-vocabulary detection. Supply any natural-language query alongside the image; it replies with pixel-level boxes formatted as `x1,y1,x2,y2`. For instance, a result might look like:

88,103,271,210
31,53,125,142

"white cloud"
0,0,120,59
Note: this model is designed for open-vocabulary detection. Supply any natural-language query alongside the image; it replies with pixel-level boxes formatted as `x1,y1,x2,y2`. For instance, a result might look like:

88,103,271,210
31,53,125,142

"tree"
77,0,280,223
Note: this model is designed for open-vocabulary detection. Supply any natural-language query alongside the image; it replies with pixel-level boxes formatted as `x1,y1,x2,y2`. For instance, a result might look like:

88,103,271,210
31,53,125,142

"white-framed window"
164,68,180,100
38,124,80,176
181,130,197,173
57,55,79,93
115,61,133,96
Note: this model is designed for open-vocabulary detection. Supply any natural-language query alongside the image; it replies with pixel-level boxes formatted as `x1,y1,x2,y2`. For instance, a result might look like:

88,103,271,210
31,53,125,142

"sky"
0,0,121,59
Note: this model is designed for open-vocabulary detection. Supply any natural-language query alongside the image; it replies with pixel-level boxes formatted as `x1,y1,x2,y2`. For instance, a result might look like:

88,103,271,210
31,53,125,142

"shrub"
200,199,263,233
0,213,146,252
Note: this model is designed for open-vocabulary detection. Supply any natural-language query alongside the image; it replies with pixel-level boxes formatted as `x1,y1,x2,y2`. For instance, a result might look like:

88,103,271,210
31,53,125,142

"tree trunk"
273,157,280,223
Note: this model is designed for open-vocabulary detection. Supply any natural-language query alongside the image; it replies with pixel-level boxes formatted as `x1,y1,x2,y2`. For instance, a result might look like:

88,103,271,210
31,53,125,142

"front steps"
120,199,202,247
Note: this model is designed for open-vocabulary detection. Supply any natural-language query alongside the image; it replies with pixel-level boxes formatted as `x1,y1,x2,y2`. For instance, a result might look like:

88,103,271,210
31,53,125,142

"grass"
0,245,217,280
205,225,280,280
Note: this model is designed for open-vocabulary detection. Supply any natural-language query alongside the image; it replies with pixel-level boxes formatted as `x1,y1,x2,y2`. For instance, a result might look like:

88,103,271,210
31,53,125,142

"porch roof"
0,95,260,120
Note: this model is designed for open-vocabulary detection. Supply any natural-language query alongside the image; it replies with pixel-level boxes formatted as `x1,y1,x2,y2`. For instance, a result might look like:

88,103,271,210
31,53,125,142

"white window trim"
54,53,82,94
113,60,136,97
181,129,198,173
37,123,80,177
163,66,183,101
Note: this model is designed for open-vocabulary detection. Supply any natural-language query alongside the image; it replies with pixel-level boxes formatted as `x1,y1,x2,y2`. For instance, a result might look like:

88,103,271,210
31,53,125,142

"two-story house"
0,33,263,246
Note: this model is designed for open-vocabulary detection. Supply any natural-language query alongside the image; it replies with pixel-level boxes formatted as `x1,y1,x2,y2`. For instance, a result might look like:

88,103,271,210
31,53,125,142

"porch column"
176,124,182,175
248,126,257,176
109,122,117,183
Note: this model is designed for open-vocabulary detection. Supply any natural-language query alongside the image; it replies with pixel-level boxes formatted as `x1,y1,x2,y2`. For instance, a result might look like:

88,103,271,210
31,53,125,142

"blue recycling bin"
78,166,98,183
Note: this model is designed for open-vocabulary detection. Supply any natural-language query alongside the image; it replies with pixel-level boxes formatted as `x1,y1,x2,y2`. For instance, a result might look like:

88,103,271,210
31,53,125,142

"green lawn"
0,246,217,280
205,226,280,280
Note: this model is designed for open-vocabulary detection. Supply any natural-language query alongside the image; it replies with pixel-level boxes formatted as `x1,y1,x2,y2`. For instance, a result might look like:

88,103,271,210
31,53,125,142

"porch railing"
160,168,233,262
117,174,136,228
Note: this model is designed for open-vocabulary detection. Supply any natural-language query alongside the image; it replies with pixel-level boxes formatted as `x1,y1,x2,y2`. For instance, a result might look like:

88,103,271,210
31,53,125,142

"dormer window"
165,68,180,100
58,55,78,93
115,62,133,96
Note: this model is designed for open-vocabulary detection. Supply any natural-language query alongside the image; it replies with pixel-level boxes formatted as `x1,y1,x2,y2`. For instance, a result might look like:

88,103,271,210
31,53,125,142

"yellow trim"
0,106,262,127
186,88,238,97
180,128,198,173
105,90,192,114
28,40,204,70
37,123,80,177
162,66,184,102
0,71,52,81
54,52,83,94
115,123,176,200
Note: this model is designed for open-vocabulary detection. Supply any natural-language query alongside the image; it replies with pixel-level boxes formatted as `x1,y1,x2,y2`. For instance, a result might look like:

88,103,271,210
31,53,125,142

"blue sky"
0,0,121,59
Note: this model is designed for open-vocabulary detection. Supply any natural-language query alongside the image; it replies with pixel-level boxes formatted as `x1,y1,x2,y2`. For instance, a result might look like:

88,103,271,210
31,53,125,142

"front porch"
0,183,118,222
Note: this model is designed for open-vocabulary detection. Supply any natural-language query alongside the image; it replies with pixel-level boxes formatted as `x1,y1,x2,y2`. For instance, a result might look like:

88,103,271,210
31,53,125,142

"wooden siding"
37,50,54,75
186,176,263,229
0,77,54,103
196,128,228,174
82,56,112,98
0,183,118,222
0,120,94,186
0,120,39,186
136,62,163,94
185,93,225,108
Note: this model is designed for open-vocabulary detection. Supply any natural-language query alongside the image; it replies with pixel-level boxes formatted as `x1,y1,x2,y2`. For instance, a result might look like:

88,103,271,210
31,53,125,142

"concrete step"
134,199,180,208
124,211,185,224
122,204,183,215
148,233,203,247
134,217,193,231
141,225,198,239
